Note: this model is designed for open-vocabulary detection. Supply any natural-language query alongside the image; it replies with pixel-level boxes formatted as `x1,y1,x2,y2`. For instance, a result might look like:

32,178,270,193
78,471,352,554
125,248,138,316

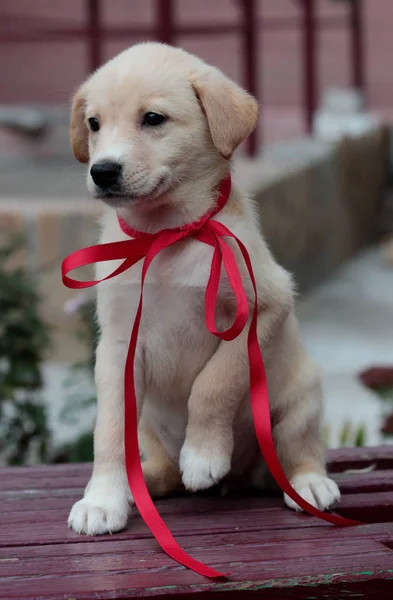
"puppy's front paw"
68,474,131,535
284,472,340,512
179,440,231,492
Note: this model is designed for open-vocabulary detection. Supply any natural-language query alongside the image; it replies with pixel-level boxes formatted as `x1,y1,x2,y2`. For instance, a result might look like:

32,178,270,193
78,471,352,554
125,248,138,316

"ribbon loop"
203,231,249,341
61,238,152,289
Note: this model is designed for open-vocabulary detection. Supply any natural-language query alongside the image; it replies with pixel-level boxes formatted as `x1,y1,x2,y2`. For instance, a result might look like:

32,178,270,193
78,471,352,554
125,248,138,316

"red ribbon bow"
62,175,358,580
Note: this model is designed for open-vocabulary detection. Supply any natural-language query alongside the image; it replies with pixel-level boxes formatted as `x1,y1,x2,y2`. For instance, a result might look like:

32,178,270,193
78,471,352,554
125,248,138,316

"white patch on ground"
296,247,393,448
41,362,96,450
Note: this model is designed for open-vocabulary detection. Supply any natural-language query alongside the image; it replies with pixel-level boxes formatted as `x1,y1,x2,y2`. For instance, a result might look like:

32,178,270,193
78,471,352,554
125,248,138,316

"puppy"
67,42,340,535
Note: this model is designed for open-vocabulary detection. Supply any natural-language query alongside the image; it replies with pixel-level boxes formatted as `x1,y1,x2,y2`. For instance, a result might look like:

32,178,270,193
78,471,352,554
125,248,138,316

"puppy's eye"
143,112,166,127
88,117,100,132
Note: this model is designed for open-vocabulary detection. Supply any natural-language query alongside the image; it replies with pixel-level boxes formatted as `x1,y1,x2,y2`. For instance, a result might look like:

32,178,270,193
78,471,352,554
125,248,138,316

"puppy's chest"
141,243,224,385
143,242,226,326
109,240,229,337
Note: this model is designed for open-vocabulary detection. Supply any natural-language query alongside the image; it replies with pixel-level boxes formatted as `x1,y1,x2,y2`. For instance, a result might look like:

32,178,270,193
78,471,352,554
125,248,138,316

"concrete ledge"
0,126,389,362
242,128,389,291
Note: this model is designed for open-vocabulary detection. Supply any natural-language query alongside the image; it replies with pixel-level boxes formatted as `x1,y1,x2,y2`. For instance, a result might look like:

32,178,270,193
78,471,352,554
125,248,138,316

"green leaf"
0,229,51,465
354,425,366,447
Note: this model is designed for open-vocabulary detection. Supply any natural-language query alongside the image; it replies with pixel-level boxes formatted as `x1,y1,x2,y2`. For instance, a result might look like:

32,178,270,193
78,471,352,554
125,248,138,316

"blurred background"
0,0,392,465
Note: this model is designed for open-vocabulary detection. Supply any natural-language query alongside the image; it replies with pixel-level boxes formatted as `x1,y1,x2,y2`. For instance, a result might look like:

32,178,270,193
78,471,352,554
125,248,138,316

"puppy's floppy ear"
70,84,89,163
191,69,259,159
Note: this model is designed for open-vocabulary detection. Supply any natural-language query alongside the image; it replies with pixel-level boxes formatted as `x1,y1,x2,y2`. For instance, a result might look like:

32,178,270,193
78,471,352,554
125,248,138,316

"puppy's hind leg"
140,417,183,498
250,315,340,512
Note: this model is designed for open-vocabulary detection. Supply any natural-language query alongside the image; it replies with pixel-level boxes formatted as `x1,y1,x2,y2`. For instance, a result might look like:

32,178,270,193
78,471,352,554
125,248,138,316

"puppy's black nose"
90,162,122,188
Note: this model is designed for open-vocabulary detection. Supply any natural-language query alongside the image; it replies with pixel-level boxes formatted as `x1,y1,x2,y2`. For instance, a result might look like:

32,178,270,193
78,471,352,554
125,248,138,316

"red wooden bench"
1,446,393,599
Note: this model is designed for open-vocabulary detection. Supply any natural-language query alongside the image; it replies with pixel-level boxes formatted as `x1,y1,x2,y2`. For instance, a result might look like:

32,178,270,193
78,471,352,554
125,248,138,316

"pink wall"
0,0,392,109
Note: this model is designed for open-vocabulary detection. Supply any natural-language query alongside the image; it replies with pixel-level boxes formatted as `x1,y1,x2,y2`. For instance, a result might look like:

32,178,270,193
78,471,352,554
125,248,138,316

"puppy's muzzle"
90,161,122,189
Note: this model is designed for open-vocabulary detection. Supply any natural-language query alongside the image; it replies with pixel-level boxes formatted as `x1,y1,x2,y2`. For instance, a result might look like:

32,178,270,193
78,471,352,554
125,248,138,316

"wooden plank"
1,485,393,534
1,551,392,600
0,536,387,578
171,580,393,600
337,490,393,522
337,469,393,493
1,444,392,486
0,506,336,547
0,492,280,519
1,522,390,561
0,475,88,492
327,445,393,472
0,494,81,512
2,467,393,515
1,446,393,500
0,463,91,477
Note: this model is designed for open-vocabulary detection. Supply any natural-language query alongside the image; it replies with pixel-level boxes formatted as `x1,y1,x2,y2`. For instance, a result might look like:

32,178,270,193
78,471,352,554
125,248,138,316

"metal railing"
0,0,365,156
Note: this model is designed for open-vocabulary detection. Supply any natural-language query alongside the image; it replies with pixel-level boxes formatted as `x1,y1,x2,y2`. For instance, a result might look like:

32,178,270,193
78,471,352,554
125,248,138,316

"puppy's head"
70,43,258,208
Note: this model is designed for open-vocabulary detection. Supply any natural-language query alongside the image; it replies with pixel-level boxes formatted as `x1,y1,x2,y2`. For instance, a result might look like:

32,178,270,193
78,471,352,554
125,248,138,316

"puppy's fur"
68,43,339,535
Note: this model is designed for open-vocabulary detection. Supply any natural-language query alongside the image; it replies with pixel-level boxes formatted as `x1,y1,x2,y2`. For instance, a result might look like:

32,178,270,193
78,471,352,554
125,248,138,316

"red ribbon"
62,175,359,580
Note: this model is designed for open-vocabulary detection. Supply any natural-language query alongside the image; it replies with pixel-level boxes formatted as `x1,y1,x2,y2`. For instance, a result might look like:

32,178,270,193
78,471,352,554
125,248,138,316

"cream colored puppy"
68,42,340,536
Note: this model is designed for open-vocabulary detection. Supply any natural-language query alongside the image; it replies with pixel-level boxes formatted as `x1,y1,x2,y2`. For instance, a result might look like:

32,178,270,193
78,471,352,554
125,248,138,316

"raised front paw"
179,439,231,492
68,474,131,535
284,472,340,512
